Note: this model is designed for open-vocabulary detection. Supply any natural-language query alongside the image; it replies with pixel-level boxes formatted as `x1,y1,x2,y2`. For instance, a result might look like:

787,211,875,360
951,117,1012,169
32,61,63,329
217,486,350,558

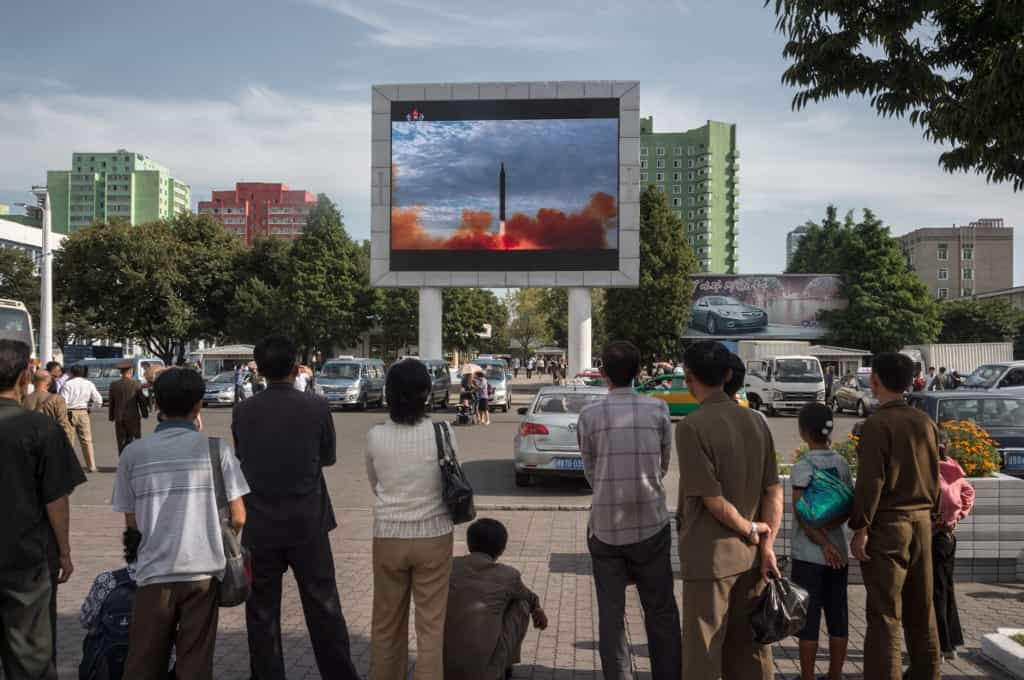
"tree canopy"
787,206,941,353
0,248,40,322
770,0,1024,189
442,288,506,357
940,297,1024,343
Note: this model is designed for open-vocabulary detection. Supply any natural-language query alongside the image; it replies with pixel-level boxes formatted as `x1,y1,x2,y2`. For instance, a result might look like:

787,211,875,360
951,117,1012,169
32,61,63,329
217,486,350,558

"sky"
1,0,1021,280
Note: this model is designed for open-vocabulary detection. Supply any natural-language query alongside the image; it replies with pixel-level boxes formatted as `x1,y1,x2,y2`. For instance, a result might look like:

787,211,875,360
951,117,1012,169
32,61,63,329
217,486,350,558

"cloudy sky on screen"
392,118,618,236
1,0,1021,279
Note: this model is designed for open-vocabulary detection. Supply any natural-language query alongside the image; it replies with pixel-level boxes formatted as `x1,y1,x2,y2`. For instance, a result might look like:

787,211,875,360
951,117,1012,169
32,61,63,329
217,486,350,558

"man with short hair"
925,366,938,391
232,335,359,680
676,340,782,680
24,369,76,446
934,366,950,391
108,361,149,455
850,353,941,680
113,367,249,679
60,364,102,473
577,340,681,680
44,361,63,394
0,339,85,679
444,519,548,680
723,353,768,426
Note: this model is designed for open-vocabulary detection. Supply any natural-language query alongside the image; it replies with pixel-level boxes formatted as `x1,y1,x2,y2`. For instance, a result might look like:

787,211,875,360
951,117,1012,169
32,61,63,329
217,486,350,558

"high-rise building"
639,117,739,273
787,225,810,267
198,182,316,246
46,150,191,234
898,218,1013,300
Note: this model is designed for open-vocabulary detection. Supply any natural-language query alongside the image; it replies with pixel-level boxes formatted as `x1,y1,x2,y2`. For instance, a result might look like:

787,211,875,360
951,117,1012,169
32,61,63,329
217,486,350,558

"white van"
744,355,826,416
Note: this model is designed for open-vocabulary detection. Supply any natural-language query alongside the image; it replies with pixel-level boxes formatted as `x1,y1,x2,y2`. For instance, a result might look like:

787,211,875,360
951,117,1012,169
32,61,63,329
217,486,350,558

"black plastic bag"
750,575,809,644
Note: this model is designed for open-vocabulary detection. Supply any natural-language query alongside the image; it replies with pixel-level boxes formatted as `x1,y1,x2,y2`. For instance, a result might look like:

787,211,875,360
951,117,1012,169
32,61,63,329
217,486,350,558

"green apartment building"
639,117,739,273
46,150,191,233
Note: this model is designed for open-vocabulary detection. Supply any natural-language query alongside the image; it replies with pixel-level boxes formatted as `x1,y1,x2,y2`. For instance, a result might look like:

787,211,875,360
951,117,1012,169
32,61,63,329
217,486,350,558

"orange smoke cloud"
391,192,616,251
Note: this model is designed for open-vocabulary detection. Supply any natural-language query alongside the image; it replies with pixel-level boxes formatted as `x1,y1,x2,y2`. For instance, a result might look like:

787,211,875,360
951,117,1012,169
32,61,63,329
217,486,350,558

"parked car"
831,373,880,417
203,371,251,406
906,390,1024,478
69,356,165,400
634,373,750,415
690,296,768,334
513,385,607,487
964,362,1024,391
315,357,386,410
419,359,452,410
574,369,606,387
475,357,511,412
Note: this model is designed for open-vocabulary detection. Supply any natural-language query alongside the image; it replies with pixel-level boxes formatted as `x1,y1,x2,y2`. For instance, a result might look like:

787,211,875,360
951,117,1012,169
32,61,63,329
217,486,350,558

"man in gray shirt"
577,341,681,680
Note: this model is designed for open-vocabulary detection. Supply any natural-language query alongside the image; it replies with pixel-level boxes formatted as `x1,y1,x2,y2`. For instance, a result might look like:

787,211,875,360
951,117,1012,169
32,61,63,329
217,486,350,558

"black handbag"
433,421,476,524
208,438,252,607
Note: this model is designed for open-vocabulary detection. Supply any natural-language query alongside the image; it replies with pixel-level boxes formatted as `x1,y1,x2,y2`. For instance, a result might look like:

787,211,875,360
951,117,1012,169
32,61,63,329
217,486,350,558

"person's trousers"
681,567,772,680
247,532,359,680
932,531,963,652
115,420,142,454
861,510,940,680
68,409,96,471
588,525,682,680
122,578,218,680
371,533,454,680
0,564,54,680
489,599,531,676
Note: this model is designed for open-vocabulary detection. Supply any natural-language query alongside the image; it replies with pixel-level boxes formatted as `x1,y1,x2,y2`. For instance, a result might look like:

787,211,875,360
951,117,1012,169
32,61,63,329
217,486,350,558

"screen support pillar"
418,287,443,360
568,287,592,377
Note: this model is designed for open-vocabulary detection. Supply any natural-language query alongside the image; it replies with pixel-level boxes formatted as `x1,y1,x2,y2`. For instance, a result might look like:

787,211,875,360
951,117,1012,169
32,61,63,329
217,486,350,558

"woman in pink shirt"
933,449,975,659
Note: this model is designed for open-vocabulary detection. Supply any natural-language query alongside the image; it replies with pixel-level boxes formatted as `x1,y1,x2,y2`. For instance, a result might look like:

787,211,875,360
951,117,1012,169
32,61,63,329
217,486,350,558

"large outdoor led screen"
389,98,620,271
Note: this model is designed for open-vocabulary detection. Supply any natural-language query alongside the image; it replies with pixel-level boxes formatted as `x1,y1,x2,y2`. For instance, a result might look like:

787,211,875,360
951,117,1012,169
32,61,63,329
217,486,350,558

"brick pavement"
32,506,1023,679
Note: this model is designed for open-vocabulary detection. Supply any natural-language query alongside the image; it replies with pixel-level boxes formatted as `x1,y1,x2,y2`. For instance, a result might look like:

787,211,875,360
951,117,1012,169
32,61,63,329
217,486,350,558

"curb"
476,504,590,512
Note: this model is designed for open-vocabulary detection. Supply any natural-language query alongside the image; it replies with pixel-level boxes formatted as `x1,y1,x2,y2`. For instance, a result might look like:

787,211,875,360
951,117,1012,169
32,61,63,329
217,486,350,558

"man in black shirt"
0,340,86,679
232,336,358,680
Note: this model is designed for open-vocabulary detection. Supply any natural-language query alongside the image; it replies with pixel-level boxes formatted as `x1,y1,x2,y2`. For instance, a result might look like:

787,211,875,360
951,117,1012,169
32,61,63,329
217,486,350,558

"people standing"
24,369,77,446
61,363,103,473
675,340,782,680
512,356,521,379
112,367,249,679
476,370,491,426
44,361,63,394
108,360,150,455
444,519,548,680
526,357,535,380
366,359,455,680
577,341,681,680
0,339,86,679
934,450,974,660
824,365,835,402
849,352,941,680
925,366,937,391
232,336,360,680
537,357,546,377
295,364,310,392
234,363,248,403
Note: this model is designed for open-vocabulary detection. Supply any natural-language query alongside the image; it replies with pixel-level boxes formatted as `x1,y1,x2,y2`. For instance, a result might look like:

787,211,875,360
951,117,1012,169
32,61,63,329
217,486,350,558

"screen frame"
370,81,640,288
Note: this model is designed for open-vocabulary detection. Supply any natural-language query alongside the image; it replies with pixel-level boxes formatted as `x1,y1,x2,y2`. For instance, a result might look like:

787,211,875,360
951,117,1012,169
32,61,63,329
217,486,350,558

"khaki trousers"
371,533,453,680
68,410,96,471
123,578,219,680
861,510,940,680
681,567,772,680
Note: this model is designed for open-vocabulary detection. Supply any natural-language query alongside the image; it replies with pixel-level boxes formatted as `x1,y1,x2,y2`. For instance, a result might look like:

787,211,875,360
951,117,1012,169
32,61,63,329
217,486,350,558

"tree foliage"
0,248,39,322
509,289,547,362
770,0,1024,190
605,187,697,365
442,288,505,357
787,206,941,353
940,298,1024,343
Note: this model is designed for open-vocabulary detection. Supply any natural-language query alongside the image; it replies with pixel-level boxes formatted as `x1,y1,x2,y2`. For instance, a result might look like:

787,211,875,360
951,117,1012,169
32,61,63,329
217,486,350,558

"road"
70,379,858,510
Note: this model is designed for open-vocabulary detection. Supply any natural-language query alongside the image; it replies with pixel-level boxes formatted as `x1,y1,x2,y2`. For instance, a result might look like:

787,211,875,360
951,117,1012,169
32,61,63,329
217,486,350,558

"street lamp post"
30,186,53,365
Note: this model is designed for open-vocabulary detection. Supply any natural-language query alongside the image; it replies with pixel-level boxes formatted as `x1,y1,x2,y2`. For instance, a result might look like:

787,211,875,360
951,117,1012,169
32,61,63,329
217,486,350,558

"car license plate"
555,458,583,471
1006,454,1024,467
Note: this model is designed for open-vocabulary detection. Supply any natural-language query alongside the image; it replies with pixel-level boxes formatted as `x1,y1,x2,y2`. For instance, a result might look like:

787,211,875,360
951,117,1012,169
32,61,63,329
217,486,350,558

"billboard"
370,82,641,288
684,274,846,340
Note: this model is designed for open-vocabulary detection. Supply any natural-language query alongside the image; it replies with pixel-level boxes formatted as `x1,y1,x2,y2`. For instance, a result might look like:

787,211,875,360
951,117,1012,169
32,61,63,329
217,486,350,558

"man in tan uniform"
676,341,783,680
23,369,76,445
850,353,941,680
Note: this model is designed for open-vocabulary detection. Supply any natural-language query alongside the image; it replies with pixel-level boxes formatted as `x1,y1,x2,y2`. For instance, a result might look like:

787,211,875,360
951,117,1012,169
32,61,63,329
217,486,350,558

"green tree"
770,0,1024,189
0,248,39,322
509,289,547,363
940,298,1024,343
537,288,568,348
591,288,609,357
605,187,697,366
374,287,419,354
226,237,293,343
443,288,504,358
788,206,941,352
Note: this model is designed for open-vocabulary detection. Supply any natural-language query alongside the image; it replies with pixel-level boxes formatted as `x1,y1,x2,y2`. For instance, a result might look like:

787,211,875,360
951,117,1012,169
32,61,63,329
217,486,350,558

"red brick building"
198,182,316,246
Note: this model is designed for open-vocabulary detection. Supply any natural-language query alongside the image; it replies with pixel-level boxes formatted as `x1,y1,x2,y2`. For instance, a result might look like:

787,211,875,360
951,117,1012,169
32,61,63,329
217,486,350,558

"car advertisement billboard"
684,274,846,340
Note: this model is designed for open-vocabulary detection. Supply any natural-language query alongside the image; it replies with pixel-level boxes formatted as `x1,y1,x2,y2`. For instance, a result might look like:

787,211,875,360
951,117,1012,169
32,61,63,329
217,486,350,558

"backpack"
79,568,135,680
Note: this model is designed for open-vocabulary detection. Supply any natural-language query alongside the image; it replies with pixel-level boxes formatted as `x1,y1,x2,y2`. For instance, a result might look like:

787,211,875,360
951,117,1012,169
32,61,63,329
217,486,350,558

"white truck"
738,341,826,416
901,342,1013,377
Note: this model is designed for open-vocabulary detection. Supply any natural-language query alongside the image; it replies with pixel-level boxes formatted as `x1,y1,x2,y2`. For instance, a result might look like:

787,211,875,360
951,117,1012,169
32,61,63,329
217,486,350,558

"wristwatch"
747,522,760,543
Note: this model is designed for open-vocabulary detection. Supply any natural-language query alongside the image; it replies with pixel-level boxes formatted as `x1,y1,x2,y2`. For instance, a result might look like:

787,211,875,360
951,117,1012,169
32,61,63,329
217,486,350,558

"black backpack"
79,568,135,680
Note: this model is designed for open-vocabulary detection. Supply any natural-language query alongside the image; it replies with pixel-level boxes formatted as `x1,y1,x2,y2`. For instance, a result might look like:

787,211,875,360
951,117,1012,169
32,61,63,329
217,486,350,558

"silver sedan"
513,385,608,487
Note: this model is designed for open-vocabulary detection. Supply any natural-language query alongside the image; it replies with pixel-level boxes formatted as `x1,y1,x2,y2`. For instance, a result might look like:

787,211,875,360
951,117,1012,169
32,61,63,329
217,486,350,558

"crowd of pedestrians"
0,333,967,680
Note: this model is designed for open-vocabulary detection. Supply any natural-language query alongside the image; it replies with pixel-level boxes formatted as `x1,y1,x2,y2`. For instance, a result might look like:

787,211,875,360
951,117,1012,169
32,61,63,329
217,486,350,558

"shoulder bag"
207,438,252,607
433,421,477,524
794,457,854,529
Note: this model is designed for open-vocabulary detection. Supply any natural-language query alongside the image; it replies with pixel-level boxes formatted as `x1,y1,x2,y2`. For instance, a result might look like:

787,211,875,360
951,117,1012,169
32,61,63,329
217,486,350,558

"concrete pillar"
568,287,592,377
39,192,53,365
418,287,443,360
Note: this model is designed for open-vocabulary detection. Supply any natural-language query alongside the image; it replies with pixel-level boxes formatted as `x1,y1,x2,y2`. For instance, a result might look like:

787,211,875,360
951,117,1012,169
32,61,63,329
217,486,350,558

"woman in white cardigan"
366,359,454,680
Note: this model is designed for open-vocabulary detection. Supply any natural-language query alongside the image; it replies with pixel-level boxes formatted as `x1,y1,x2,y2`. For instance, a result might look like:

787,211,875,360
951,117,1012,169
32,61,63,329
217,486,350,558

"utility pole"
30,186,53,364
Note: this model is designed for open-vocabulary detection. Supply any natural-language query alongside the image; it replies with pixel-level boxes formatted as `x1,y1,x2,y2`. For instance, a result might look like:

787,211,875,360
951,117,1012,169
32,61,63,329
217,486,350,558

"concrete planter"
778,473,1024,584
982,628,1024,678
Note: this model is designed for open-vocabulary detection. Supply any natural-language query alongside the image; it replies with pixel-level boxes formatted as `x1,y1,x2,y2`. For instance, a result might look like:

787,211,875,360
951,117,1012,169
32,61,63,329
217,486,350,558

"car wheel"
706,315,717,335
831,398,841,414
515,470,533,487
357,393,368,411
857,400,866,418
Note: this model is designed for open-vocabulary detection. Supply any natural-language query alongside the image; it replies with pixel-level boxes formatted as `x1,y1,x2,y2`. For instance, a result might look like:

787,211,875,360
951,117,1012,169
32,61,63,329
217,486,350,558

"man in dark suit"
108,361,149,455
232,336,358,680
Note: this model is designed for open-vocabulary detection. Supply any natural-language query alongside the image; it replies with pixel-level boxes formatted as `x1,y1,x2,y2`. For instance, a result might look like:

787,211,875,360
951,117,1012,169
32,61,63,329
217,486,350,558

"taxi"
635,373,748,416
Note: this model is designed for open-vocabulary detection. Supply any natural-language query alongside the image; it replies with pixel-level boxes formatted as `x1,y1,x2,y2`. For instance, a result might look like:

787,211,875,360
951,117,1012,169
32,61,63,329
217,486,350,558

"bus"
0,299,35,358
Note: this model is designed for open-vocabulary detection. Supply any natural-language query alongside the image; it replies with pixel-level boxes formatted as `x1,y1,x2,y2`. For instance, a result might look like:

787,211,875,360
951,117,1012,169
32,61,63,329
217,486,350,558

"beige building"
898,219,1013,300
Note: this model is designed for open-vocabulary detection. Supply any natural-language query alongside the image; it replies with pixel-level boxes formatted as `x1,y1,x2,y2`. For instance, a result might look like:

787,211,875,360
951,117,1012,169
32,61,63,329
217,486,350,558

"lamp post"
30,186,53,364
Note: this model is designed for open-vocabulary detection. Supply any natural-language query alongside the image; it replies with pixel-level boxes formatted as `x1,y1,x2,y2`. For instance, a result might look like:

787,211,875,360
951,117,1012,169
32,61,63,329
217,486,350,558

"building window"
689,185,695,194
672,185,682,194
688,159,695,169
656,172,664,182
640,172,648,182
688,171,695,181
673,172,682,181
673,160,682,168
640,147,648,156
656,147,665,156
688,197,695,206
937,244,948,261
963,268,974,280
688,146,695,155
673,146,683,156
657,185,666,193
962,246,973,260
640,160,648,169
937,269,949,281
672,198,682,207
688,210,695,220
937,288,949,300
961,286,974,297
656,159,665,169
